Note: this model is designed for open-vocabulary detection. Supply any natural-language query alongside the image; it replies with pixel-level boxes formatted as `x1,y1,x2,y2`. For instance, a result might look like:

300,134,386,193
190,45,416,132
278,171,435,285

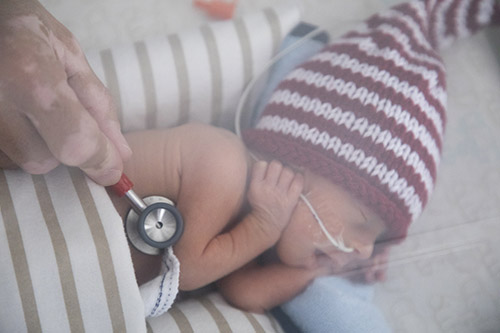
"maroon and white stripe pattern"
244,0,500,240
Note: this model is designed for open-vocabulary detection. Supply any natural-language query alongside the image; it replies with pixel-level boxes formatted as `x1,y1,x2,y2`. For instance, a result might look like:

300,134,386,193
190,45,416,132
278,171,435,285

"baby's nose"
356,243,374,260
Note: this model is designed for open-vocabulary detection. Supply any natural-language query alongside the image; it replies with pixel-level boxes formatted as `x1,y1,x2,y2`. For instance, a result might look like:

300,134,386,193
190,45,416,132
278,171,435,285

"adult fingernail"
121,143,133,160
107,121,132,161
86,167,122,186
22,157,60,174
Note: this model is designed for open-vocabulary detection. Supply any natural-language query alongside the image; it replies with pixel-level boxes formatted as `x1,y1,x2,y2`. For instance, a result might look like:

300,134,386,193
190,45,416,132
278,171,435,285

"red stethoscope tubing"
110,173,135,198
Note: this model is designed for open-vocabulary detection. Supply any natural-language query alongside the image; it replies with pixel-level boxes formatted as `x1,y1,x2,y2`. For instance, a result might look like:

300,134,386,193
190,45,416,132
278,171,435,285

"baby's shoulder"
175,123,249,177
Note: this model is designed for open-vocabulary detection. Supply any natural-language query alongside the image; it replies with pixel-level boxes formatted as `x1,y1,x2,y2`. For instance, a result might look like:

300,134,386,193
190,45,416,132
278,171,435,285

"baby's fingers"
277,167,303,199
264,160,283,185
251,160,268,182
277,166,295,191
288,173,304,198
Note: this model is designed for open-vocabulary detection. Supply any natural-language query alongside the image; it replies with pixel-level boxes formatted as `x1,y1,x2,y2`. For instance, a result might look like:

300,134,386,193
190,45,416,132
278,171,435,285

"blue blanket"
281,276,391,333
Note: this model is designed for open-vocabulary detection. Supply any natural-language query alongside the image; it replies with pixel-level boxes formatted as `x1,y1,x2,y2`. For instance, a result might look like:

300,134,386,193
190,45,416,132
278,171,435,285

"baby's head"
243,3,448,269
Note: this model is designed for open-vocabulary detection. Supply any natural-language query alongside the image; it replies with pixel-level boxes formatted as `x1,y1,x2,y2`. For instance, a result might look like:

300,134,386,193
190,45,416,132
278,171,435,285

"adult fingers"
0,150,19,169
0,109,59,173
27,79,123,186
64,43,132,161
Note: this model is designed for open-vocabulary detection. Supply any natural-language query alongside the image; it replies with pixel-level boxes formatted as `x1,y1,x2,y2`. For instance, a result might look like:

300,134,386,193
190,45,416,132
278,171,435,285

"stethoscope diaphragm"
110,174,184,255
125,196,183,255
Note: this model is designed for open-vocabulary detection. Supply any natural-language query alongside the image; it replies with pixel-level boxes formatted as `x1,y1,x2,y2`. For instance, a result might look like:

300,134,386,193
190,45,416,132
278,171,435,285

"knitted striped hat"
244,0,500,241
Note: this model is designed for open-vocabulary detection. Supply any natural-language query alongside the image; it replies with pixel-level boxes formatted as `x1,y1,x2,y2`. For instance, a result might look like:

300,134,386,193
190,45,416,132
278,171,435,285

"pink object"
194,0,237,20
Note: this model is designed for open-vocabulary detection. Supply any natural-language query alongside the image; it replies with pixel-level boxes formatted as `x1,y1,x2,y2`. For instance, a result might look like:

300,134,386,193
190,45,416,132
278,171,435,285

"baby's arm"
112,124,303,290
217,259,327,313
217,245,391,312
176,156,303,290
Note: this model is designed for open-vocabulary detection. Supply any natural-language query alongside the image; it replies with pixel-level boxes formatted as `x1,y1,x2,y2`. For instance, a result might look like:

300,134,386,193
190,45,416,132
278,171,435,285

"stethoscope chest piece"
125,195,184,256
110,174,184,256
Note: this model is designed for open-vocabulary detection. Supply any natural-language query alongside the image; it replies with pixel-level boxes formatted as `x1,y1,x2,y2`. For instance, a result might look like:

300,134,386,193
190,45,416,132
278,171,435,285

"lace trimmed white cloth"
140,247,181,317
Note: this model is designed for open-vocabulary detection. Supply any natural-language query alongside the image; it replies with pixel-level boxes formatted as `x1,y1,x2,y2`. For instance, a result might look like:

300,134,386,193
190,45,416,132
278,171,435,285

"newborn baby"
110,123,386,313
109,0,500,316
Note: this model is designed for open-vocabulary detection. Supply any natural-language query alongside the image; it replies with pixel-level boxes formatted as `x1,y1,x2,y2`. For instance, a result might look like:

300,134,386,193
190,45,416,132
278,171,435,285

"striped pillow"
85,4,301,132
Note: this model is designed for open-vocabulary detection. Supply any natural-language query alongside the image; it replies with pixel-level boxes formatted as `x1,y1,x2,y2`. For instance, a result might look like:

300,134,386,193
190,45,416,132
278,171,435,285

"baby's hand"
359,246,390,283
247,160,303,240
342,246,391,283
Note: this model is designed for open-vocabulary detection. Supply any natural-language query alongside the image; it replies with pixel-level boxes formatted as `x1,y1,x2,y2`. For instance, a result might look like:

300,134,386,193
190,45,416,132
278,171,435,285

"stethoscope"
110,174,184,255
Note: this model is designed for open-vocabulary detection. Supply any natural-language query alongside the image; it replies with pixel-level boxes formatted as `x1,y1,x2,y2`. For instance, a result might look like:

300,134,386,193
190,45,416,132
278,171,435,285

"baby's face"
276,170,386,272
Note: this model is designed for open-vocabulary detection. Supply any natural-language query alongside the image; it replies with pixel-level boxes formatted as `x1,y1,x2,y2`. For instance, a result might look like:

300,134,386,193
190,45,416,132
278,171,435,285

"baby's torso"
117,123,251,286
173,123,252,222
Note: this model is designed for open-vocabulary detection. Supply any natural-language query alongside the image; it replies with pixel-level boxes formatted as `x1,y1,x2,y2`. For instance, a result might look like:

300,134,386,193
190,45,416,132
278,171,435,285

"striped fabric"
86,4,301,132
0,167,145,332
0,5,301,332
146,292,284,333
244,0,500,242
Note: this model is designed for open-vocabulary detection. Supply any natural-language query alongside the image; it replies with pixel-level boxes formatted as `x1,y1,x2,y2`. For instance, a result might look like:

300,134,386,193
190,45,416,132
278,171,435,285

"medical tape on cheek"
299,193,354,253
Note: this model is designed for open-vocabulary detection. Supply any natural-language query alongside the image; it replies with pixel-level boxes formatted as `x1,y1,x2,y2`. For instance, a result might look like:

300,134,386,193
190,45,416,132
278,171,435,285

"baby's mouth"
313,248,356,273
300,194,354,253
313,250,337,268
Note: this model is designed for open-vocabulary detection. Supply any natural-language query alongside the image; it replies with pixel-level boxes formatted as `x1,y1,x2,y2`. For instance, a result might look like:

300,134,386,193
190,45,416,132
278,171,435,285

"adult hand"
0,0,131,185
